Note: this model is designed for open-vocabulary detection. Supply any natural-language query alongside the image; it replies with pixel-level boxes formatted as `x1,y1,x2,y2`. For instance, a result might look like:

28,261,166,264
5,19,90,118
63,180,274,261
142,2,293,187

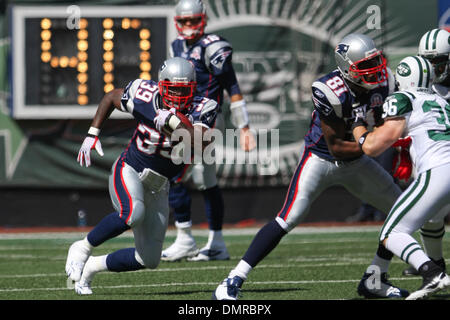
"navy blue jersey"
304,69,393,161
171,33,241,106
119,79,219,179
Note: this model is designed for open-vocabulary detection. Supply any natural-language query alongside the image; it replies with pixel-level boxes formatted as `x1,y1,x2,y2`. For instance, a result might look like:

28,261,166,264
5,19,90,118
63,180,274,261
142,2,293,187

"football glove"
392,148,412,181
391,136,412,148
154,108,176,133
77,136,104,167
351,106,367,130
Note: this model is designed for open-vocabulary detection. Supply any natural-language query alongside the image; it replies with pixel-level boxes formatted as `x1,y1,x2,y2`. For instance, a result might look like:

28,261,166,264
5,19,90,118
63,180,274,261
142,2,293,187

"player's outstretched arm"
352,117,406,157
77,89,124,167
229,94,256,152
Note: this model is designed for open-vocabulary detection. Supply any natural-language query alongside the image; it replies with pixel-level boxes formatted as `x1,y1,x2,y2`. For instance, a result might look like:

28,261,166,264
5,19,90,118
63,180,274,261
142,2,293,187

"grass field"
1,225,449,302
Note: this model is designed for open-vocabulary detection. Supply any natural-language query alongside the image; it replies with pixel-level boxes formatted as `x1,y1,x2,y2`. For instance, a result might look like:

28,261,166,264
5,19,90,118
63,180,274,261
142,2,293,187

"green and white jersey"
382,87,450,174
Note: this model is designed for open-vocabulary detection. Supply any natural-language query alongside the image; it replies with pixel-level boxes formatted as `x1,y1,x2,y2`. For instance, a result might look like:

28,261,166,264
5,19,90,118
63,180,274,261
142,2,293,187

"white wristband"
230,100,249,129
88,126,101,136
168,115,181,131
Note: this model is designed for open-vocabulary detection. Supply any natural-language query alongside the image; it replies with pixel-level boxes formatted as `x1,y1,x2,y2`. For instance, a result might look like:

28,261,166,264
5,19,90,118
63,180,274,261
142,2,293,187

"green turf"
0,228,449,300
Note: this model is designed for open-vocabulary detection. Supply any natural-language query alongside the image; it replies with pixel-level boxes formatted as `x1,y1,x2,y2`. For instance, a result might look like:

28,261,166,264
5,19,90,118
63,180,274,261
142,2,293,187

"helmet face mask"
335,33,387,90
158,81,196,110
349,52,387,87
174,0,206,40
418,28,450,84
175,14,206,40
158,57,197,111
426,54,449,83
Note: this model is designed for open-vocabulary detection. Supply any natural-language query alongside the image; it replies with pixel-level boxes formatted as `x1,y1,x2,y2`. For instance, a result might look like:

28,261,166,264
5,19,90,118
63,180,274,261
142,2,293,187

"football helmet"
418,28,450,84
335,33,387,90
174,0,207,40
158,57,197,111
395,55,434,91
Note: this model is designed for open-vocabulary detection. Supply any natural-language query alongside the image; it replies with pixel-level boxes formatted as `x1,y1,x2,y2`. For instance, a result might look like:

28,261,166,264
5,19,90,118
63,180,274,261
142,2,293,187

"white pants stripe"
379,163,450,241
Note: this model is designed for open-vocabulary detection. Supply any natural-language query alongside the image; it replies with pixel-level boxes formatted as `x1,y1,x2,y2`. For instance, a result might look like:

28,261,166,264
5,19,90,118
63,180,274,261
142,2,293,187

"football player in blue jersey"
213,33,409,300
161,0,256,262
64,57,219,295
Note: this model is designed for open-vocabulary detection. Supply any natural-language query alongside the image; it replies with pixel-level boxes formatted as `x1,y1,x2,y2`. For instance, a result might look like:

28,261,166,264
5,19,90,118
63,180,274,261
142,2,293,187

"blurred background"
0,0,448,228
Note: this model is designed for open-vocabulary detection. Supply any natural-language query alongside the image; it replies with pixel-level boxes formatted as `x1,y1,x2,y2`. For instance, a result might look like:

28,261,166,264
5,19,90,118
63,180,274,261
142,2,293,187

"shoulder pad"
204,37,232,70
312,81,343,118
121,79,143,113
121,79,159,114
383,91,413,118
189,97,218,128
200,98,218,116
432,83,450,100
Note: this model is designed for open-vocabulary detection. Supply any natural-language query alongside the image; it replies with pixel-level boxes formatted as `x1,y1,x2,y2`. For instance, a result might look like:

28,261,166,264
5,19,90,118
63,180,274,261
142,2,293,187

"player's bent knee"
136,251,160,269
126,200,145,228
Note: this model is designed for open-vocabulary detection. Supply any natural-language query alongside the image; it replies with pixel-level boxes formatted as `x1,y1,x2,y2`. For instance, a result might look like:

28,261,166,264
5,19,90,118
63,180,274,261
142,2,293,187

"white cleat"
188,243,230,262
212,276,244,300
65,240,92,282
75,280,93,295
406,272,450,300
161,239,199,262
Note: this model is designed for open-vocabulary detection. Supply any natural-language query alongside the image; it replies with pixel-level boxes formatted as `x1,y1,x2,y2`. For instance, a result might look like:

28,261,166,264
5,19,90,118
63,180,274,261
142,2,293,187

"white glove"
154,108,176,132
77,136,104,167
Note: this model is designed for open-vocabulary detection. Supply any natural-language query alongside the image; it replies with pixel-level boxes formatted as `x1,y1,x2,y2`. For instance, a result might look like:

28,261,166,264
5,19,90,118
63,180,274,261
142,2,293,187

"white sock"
207,230,224,248
81,255,108,283
228,260,252,281
385,233,430,271
175,221,195,242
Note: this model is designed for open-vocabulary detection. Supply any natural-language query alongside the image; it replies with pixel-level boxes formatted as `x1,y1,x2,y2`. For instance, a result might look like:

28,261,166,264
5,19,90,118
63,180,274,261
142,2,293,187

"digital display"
10,6,176,118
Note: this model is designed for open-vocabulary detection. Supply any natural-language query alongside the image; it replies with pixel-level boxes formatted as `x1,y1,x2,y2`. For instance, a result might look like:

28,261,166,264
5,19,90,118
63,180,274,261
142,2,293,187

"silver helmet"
418,28,450,84
174,0,207,40
335,33,387,90
158,57,197,110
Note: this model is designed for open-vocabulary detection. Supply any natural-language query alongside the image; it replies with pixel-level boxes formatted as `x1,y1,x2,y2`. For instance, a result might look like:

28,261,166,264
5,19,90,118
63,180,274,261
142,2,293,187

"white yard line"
0,258,435,280
0,277,422,293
